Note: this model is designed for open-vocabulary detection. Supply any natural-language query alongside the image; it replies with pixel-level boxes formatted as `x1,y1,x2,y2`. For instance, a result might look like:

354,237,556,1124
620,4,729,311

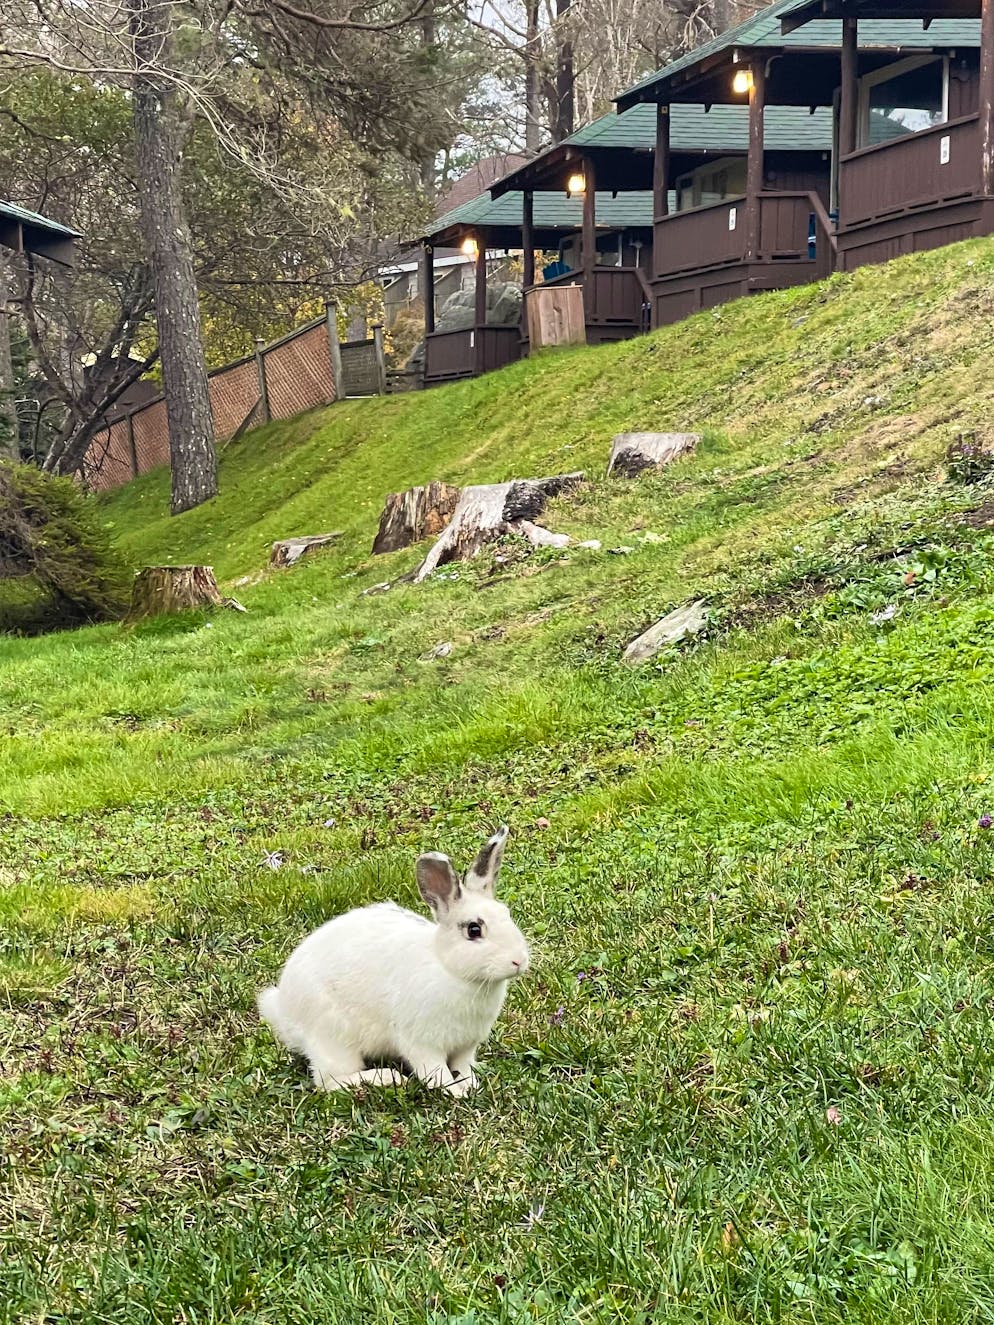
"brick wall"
83,315,340,493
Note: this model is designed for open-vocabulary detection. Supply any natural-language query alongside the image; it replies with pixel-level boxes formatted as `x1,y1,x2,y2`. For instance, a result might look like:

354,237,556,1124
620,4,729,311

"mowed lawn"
8,243,994,1321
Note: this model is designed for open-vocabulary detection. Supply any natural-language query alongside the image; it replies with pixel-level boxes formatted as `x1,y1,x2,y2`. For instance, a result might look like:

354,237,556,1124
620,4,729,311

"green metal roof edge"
0,200,81,239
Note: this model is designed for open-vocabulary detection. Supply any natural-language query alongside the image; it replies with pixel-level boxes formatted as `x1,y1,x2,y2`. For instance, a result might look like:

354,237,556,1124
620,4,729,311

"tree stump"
607,433,700,478
412,472,584,583
127,566,243,621
372,481,462,555
269,533,343,569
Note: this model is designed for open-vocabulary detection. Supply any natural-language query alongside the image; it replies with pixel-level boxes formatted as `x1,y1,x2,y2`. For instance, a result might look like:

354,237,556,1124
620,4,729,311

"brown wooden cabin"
493,102,835,331
418,188,652,386
779,0,987,269
616,0,978,322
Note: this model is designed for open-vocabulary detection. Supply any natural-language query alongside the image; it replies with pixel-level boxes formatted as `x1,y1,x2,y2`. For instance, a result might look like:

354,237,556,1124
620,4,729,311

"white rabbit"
257,826,529,1096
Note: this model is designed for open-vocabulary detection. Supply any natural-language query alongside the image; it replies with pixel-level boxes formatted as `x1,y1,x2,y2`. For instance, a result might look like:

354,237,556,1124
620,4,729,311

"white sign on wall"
728,207,738,232
940,135,951,165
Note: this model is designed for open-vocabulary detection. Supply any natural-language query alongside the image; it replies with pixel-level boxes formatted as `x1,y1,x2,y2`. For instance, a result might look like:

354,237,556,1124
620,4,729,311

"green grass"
9,240,994,1321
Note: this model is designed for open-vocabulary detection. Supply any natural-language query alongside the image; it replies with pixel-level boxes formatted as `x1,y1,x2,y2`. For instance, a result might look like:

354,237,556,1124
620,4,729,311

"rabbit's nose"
511,960,521,969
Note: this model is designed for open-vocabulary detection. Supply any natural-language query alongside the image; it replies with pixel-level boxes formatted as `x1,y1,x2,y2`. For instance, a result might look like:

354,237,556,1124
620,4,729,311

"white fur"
257,827,528,1095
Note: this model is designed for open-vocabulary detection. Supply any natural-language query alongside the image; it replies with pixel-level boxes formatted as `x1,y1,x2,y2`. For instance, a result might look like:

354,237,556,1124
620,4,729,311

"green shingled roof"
429,190,653,242
0,200,80,239
569,101,832,151
617,0,978,105
490,102,832,197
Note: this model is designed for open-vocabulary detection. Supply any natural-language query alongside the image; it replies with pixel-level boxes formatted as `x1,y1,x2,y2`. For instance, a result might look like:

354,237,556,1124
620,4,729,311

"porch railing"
838,114,980,228
653,191,832,279
424,326,521,383
538,265,647,328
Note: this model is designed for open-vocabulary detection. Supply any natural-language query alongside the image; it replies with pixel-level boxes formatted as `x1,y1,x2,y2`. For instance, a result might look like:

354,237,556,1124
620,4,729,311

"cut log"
623,600,708,665
269,533,343,569
607,433,700,478
372,481,462,555
127,566,244,622
412,472,584,583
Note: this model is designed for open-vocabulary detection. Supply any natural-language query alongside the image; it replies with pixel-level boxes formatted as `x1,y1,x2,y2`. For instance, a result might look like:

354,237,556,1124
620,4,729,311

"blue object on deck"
542,259,571,280
808,213,816,260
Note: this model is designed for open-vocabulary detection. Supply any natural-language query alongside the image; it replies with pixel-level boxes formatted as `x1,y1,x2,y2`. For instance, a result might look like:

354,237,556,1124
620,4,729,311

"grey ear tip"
493,825,510,841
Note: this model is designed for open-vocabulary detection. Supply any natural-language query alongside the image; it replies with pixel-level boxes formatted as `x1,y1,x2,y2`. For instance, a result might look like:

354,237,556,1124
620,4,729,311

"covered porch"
491,118,656,344
779,0,984,269
615,4,862,326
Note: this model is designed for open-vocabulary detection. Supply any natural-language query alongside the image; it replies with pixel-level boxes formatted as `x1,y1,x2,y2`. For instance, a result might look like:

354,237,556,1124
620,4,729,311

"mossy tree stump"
127,565,240,621
412,472,584,583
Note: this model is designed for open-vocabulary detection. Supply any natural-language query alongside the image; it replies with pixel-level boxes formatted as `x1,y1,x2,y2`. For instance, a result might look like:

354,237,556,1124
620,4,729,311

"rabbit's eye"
467,921,484,940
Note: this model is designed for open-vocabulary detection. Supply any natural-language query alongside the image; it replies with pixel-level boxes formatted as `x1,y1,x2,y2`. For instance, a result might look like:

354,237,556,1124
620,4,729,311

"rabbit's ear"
417,852,462,916
464,825,509,896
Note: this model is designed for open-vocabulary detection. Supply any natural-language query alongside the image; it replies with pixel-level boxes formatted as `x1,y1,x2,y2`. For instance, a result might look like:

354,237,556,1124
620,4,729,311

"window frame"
856,53,949,149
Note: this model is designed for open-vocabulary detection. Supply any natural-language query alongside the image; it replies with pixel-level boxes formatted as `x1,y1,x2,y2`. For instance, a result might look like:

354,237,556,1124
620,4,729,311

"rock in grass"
623,600,708,665
607,433,700,478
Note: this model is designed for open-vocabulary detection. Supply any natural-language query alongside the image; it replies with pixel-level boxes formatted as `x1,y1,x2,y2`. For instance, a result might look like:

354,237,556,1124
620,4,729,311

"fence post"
254,337,271,422
126,408,139,477
325,300,345,401
372,324,387,395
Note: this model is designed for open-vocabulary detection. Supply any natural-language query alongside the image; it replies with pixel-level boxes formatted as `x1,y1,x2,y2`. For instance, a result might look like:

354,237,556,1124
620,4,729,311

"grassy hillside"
7,241,994,1322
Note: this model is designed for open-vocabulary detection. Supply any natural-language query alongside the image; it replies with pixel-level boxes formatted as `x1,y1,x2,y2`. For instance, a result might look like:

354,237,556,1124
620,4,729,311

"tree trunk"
524,0,542,154
127,565,242,620
554,0,575,143
130,0,217,515
0,254,20,460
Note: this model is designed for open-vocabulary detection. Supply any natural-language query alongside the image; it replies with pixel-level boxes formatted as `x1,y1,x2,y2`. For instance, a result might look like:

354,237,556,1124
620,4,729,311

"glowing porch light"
567,172,586,197
732,68,753,95
461,236,479,258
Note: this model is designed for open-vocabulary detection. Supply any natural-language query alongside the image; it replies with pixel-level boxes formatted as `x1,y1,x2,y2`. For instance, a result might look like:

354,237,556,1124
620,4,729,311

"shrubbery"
0,462,129,633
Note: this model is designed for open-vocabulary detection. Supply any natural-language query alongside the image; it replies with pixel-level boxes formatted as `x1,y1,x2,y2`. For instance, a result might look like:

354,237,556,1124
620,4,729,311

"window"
674,157,747,211
858,55,948,148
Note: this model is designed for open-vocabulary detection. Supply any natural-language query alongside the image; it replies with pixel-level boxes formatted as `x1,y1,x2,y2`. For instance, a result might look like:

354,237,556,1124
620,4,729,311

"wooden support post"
522,190,535,289
474,233,487,375
126,409,139,477
325,300,344,401
582,154,597,279
254,337,271,422
522,190,535,344
372,323,387,395
745,56,766,261
654,104,670,218
421,244,436,336
839,16,858,159
982,0,994,195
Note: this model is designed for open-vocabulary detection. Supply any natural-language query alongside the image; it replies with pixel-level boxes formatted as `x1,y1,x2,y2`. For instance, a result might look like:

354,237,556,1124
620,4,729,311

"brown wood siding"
654,198,748,278
839,115,980,228
424,326,521,384
836,197,993,272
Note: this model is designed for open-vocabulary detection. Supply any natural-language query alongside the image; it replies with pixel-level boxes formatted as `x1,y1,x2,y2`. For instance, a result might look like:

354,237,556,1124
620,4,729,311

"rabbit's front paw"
447,1071,478,1098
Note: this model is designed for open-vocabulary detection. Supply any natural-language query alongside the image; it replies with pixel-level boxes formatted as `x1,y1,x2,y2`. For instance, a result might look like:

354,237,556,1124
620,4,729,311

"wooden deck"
835,115,990,270
651,191,833,326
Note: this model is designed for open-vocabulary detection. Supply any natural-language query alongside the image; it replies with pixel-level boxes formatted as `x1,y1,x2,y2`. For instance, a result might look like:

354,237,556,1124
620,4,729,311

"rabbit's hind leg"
305,1039,404,1091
